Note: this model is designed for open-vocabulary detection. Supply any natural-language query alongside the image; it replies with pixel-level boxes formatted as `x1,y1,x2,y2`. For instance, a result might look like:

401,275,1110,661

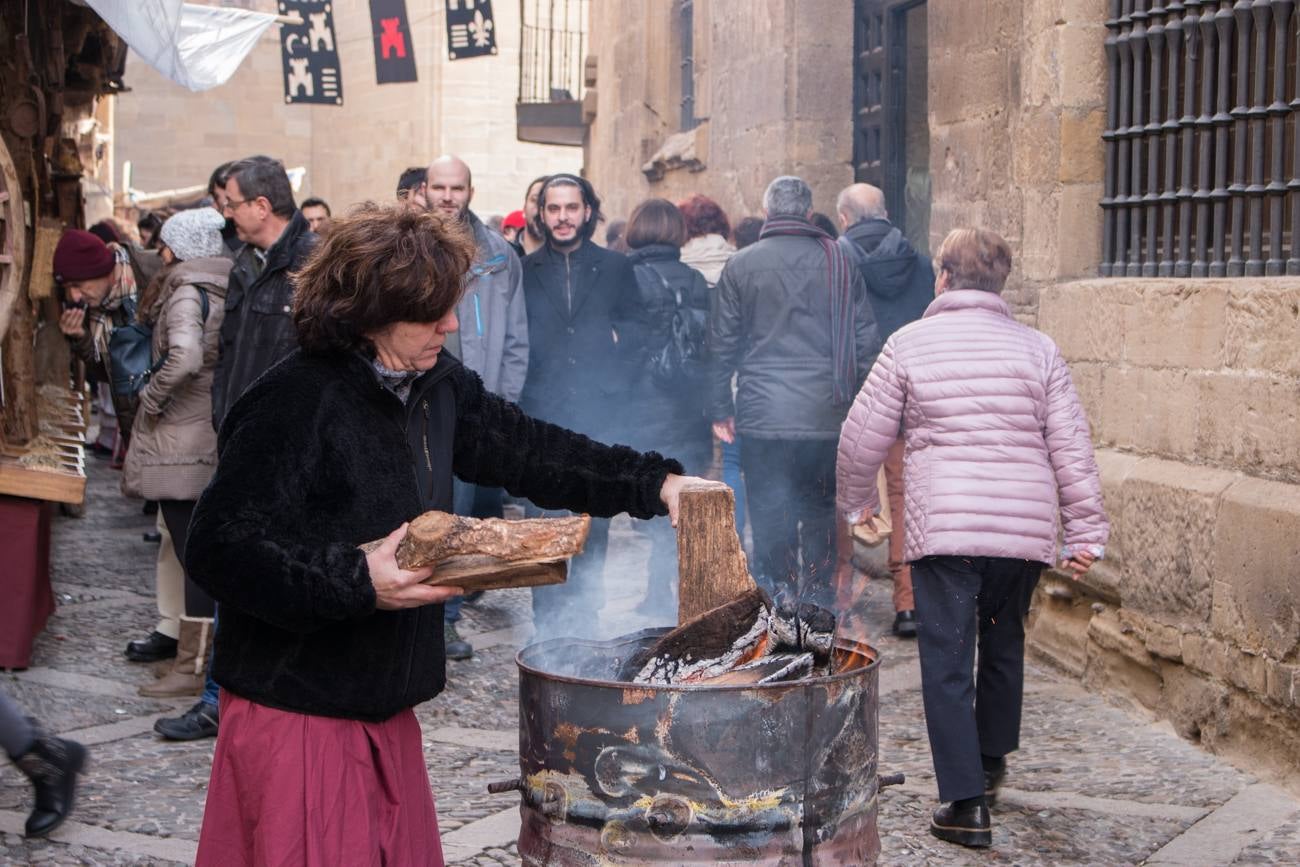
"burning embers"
621,588,839,686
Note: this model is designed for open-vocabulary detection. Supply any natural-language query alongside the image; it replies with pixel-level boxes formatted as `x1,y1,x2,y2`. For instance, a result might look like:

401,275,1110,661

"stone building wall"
924,0,1300,778
113,0,578,218
583,0,855,227
926,0,1107,319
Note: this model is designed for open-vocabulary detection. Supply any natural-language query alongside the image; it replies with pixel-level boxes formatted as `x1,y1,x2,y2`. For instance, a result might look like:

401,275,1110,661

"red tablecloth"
0,496,54,669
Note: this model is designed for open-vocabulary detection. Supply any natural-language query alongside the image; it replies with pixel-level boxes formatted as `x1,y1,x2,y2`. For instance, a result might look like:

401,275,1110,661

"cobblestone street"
3,460,1299,866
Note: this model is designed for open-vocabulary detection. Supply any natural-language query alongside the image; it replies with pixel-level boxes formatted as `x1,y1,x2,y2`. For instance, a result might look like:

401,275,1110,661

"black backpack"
636,263,708,391
109,288,211,398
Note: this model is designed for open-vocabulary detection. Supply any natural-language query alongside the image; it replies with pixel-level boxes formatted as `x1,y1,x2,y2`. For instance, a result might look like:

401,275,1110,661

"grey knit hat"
159,207,227,261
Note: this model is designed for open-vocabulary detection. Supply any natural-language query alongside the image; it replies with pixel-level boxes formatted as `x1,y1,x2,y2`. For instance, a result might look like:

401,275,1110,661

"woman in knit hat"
122,207,231,703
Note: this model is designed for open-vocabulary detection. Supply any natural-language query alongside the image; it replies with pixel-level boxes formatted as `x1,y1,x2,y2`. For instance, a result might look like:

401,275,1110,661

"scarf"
87,244,139,363
759,215,856,405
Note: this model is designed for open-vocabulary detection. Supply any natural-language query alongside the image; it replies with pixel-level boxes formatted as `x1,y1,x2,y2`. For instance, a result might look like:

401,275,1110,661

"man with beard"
520,174,641,639
425,155,529,660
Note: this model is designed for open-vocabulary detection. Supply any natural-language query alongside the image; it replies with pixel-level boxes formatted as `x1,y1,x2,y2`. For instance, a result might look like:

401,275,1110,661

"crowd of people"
0,153,1110,858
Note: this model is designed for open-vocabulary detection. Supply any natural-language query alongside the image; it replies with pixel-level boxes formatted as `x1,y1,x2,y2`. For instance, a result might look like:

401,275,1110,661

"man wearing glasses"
209,155,318,430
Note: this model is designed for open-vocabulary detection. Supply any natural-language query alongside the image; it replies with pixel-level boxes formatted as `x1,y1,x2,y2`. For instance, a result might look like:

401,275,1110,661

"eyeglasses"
223,197,253,212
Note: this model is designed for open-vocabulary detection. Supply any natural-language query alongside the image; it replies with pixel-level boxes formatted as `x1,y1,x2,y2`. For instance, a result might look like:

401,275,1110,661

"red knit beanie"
53,229,115,283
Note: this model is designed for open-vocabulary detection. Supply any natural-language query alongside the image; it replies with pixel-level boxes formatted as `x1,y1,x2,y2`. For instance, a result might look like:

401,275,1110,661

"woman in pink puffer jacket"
836,228,1108,850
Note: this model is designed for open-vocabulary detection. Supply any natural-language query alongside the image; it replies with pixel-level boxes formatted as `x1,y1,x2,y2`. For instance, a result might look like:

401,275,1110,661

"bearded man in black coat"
519,174,644,639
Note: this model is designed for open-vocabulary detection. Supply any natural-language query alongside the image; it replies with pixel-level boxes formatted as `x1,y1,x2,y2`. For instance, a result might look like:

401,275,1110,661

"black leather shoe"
12,728,87,838
445,623,474,661
930,800,987,847
930,799,991,848
124,631,177,662
983,756,1007,805
892,610,918,638
154,700,219,741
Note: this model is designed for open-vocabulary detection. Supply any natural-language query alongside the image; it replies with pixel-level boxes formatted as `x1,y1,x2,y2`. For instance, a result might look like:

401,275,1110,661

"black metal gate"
853,0,930,252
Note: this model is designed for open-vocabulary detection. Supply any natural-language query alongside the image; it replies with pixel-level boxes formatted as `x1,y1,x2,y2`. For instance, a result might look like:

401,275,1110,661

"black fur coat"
186,349,682,721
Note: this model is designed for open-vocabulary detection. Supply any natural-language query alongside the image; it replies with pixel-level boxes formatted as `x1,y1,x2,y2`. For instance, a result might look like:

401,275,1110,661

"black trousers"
159,499,215,619
739,437,838,607
912,555,1042,802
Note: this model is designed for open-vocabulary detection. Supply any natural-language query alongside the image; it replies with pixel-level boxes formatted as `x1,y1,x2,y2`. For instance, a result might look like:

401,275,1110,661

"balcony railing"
517,0,588,146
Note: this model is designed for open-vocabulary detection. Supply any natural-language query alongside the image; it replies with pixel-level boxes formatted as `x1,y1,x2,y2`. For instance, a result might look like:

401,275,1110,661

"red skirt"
196,693,444,866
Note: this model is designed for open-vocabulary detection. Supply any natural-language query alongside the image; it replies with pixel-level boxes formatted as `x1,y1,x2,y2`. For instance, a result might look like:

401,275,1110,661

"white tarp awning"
86,1,277,92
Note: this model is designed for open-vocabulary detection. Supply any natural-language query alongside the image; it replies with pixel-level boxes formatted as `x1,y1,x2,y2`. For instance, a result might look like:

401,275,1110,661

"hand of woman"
1060,550,1097,580
659,473,712,527
367,523,465,610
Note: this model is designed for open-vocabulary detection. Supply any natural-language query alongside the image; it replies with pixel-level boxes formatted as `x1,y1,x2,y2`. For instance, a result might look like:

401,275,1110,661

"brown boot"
139,617,211,698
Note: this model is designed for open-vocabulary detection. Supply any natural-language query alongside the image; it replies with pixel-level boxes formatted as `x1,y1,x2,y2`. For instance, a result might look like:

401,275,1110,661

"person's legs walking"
883,437,916,635
1,687,87,838
721,439,746,534
740,437,800,601
143,501,212,698
126,514,183,661
791,440,838,607
975,559,1042,799
912,555,992,847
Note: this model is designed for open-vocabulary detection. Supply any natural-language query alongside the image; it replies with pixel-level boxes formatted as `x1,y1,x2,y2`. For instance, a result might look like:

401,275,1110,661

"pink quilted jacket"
836,289,1109,565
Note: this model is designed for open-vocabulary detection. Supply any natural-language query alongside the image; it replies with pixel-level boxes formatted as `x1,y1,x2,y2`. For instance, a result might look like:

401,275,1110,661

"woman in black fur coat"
185,203,698,866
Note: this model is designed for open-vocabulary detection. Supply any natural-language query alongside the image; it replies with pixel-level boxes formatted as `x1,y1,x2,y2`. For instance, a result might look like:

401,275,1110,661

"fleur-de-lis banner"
445,0,496,60
279,1,343,105
369,0,418,83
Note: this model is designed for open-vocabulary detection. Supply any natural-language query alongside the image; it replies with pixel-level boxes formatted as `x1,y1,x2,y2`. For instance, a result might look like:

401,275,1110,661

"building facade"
113,0,580,217
582,0,1300,777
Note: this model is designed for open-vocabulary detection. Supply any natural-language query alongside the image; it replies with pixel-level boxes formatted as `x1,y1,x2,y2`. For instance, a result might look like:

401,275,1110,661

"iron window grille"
1101,0,1300,277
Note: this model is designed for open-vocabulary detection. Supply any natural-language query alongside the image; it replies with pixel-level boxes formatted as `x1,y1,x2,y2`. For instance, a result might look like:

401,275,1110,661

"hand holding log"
361,511,592,592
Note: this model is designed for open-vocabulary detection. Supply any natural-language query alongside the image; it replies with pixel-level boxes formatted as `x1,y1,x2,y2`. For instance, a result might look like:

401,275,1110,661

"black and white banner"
279,1,343,105
445,0,496,60
370,0,418,84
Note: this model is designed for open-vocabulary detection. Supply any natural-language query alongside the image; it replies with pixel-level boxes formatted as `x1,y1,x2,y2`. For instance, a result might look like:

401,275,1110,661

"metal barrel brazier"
492,628,891,865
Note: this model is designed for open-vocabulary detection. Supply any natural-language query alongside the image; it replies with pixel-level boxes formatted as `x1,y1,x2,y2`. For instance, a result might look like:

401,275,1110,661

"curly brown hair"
291,202,475,353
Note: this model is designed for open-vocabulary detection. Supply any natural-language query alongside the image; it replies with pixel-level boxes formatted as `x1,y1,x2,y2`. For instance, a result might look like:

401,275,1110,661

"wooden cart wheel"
0,134,27,344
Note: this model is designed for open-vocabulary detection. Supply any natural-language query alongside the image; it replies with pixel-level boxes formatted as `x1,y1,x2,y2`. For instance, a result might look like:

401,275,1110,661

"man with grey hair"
834,182,935,638
709,175,881,607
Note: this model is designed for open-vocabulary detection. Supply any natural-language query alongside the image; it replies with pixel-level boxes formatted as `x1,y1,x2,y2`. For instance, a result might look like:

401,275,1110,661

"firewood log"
360,511,591,591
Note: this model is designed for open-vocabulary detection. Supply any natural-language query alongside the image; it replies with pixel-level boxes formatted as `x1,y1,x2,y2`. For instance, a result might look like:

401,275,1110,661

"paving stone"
6,459,1295,866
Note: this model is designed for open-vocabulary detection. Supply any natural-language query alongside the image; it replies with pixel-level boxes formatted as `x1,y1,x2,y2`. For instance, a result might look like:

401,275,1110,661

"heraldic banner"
445,0,496,60
370,0,418,83
279,1,343,104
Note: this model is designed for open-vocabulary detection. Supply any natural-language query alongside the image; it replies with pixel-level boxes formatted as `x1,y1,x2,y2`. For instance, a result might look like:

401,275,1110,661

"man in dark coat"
210,156,317,429
156,154,316,742
520,173,643,639
710,176,881,608
835,182,935,638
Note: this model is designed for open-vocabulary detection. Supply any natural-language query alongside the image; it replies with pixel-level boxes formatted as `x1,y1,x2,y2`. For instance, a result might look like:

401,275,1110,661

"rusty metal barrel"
498,628,885,865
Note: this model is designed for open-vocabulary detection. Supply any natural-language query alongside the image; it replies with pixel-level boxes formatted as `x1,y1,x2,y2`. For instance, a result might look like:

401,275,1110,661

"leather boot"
139,616,211,698
11,724,87,838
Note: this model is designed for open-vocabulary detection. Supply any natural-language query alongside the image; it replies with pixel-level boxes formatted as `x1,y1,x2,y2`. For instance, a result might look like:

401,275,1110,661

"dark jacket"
839,218,935,341
186,349,682,722
625,243,713,472
211,210,316,428
709,232,882,440
519,240,643,442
